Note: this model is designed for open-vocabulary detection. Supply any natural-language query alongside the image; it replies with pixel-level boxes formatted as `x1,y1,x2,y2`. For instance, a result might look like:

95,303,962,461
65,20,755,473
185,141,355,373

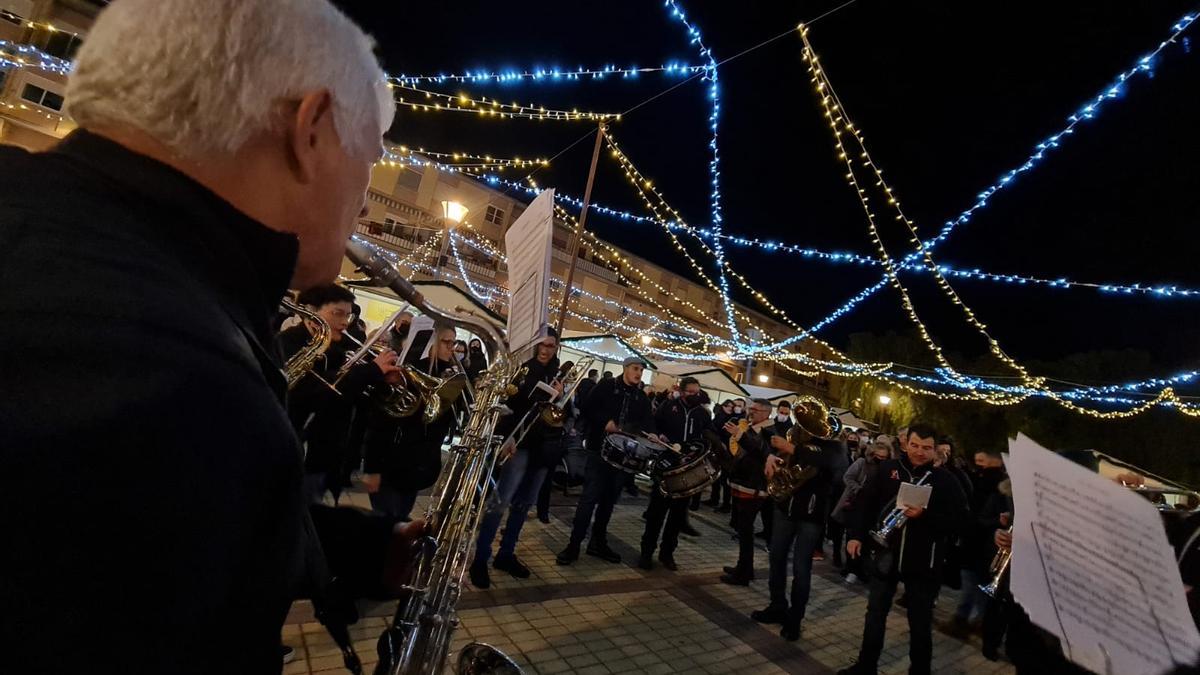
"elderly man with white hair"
0,0,394,672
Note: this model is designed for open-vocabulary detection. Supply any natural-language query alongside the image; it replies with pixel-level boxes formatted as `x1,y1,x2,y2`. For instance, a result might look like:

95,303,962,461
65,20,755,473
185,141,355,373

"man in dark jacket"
471,330,564,588
281,283,399,504
751,399,840,641
719,398,778,585
639,377,711,571
0,1,395,671
558,356,655,565
947,447,1006,636
838,423,969,675
361,323,461,521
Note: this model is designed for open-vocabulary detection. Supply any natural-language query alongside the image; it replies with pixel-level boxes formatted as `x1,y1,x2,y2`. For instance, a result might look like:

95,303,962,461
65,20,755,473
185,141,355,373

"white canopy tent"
742,384,799,405
652,360,749,406
560,332,656,384
830,406,874,431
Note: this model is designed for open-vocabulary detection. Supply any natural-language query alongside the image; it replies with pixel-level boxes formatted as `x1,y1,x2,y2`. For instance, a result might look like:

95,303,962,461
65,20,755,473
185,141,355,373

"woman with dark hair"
466,337,488,380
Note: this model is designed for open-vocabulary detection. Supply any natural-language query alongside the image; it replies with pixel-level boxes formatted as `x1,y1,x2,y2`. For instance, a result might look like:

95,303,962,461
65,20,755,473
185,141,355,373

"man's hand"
765,455,784,479
604,420,619,434
362,473,382,494
373,349,403,382
723,421,744,440
902,506,925,519
995,528,1013,550
846,539,862,559
770,435,795,455
552,379,564,396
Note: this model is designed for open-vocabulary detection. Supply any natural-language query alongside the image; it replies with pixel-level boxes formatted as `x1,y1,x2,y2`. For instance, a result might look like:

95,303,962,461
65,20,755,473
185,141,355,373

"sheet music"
896,482,932,510
1007,433,1200,674
400,315,434,364
504,189,554,354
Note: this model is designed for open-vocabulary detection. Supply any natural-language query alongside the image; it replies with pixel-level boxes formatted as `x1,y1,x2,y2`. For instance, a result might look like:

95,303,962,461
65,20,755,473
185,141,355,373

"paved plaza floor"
284,484,1016,675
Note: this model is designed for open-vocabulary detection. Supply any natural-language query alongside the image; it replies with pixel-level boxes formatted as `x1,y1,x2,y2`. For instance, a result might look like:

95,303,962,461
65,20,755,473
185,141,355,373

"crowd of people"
271,289,1046,673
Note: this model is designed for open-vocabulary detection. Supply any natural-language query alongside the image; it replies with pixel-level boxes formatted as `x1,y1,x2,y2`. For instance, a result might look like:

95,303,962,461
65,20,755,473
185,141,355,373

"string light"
392,82,620,122
393,62,706,85
0,11,81,38
0,39,72,75
387,145,548,168
749,10,1200,355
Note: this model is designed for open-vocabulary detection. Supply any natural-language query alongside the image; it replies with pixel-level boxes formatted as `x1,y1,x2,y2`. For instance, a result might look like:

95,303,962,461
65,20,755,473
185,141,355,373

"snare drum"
656,440,720,498
601,432,667,474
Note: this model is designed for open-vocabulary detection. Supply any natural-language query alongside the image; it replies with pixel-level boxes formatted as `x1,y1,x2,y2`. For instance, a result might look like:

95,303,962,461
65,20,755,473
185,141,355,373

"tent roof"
653,361,749,397
830,406,874,431
352,280,506,332
742,384,798,403
560,333,657,370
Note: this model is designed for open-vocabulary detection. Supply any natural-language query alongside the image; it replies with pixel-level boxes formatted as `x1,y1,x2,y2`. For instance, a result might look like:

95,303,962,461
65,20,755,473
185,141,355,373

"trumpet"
979,527,1013,597
869,471,932,547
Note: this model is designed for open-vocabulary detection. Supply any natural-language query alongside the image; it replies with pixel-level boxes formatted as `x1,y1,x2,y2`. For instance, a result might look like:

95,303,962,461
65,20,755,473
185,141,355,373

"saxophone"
345,237,524,675
280,298,332,388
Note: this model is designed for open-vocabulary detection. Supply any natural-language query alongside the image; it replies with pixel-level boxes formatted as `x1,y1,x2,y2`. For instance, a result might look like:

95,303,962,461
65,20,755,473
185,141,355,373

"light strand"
393,62,706,85
392,82,620,122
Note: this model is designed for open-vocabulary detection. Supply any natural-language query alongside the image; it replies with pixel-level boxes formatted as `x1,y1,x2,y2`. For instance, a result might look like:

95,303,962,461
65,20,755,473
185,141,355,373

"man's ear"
287,90,334,184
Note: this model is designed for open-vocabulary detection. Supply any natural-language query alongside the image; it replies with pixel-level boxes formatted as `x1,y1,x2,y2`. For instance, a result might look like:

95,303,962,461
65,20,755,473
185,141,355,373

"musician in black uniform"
360,322,461,521
558,356,655,565
838,423,968,675
751,399,839,641
471,331,564,588
719,399,778,586
279,284,402,504
639,377,711,571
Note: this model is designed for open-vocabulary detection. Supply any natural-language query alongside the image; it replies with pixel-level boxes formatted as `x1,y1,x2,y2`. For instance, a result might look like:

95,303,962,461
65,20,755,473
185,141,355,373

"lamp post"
437,200,468,280
758,374,769,384
877,394,891,433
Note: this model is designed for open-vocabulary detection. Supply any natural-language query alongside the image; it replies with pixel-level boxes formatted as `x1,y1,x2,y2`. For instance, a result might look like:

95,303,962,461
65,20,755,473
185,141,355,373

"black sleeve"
849,466,887,542
927,471,970,540
639,394,656,434
335,360,385,399
581,380,609,430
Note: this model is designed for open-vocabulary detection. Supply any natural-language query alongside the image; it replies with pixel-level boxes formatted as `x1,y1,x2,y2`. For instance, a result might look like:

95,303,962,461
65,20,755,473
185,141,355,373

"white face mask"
733,406,743,414
454,352,465,361
777,413,789,422
671,390,681,399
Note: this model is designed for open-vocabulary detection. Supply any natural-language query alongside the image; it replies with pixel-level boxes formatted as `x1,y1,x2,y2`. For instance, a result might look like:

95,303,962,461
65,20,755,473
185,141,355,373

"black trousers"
759,498,774,538
857,572,940,675
536,466,554,519
731,497,763,575
641,488,688,557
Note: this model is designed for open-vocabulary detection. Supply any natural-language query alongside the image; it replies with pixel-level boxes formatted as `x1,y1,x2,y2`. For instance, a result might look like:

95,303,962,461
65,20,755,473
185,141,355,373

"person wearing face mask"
832,435,893,584
639,377,711,571
943,447,1006,638
838,423,969,675
386,311,414,353
707,399,738,512
719,399,778,586
466,337,488,381
773,401,794,435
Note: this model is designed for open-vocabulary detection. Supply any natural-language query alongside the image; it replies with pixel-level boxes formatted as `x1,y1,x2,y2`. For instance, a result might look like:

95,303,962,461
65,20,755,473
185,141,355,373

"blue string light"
391,62,705,86
0,39,73,75
663,0,742,350
744,10,1199,355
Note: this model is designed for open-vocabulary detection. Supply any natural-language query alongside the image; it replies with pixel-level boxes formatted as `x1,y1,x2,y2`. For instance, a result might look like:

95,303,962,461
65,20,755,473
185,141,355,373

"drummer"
639,377,711,572
558,356,655,566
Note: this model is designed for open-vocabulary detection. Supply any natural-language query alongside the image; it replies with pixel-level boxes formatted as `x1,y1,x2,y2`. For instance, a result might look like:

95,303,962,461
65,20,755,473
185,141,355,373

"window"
484,204,505,225
21,83,64,111
396,167,422,191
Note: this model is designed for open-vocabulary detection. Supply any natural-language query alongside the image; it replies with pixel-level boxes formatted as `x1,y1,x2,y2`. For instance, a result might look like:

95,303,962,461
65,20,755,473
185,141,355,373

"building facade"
0,0,839,401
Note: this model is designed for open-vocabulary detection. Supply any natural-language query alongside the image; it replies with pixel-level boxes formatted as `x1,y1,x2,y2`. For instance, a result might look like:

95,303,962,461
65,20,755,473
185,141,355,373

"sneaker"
780,620,801,641
493,554,531,579
658,554,678,571
556,544,580,566
586,543,622,564
469,560,491,589
281,645,295,664
638,553,653,570
750,605,788,625
843,573,860,584
679,523,700,537
719,573,751,586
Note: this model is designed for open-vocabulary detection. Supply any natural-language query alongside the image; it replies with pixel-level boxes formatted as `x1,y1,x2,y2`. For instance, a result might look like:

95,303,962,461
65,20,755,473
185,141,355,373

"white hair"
66,0,395,160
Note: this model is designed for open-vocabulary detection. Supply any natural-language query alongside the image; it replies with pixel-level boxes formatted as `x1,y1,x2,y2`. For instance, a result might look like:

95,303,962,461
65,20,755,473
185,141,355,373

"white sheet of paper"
401,315,434,363
503,189,554,355
1007,433,1200,674
896,482,932,510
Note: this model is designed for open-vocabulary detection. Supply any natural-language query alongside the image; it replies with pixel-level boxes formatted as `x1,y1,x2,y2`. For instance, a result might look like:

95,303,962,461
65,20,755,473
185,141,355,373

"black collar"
52,130,299,339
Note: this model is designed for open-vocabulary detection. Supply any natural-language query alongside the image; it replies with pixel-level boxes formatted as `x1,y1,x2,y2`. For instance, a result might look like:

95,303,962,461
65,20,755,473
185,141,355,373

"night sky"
333,0,1200,382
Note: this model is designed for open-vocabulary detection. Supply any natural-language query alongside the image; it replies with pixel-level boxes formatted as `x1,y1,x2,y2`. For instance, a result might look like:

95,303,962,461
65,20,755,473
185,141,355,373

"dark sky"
333,0,1200,378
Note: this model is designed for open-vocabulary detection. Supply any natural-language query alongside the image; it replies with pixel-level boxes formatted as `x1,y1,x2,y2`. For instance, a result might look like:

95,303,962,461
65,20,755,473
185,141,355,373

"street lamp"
758,374,769,383
437,200,468,279
877,394,891,433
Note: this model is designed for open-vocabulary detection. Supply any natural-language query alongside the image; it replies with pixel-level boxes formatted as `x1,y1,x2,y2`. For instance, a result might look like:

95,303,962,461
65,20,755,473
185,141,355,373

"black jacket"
653,397,712,446
849,456,969,579
727,422,777,497
495,356,563,468
279,324,384,475
362,357,459,491
0,131,306,673
776,438,841,523
580,376,655,452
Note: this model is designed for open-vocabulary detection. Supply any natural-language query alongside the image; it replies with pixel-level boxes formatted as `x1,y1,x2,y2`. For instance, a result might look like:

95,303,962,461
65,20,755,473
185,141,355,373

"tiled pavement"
284,484,1015,675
